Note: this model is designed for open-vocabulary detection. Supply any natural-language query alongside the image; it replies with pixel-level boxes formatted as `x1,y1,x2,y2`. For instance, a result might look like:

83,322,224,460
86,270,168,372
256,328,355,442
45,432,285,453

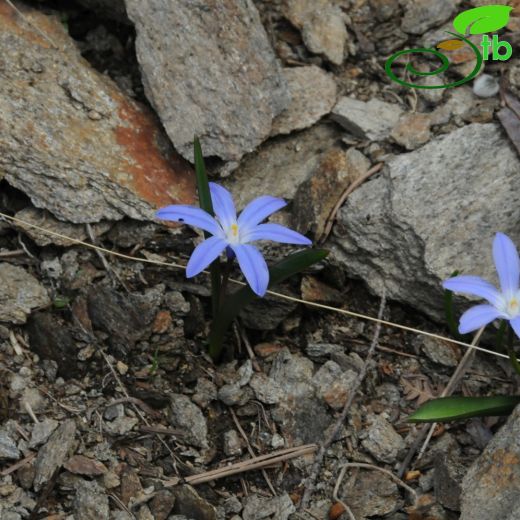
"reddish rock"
0,2,195,224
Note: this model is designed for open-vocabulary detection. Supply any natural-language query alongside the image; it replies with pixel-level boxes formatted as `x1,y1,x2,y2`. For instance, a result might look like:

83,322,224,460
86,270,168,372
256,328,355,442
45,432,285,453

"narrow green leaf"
408,395,520,423
193,137,221,317
193,138,214,217
208,248,329,360
453,5,512,35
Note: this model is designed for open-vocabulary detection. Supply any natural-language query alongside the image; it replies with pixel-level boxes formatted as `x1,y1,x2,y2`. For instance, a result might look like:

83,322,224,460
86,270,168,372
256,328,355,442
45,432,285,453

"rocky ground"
2,0,520,519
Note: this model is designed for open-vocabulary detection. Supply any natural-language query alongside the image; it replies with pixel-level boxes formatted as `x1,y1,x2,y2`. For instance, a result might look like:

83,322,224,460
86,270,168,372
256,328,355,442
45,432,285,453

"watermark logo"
385,5,513,89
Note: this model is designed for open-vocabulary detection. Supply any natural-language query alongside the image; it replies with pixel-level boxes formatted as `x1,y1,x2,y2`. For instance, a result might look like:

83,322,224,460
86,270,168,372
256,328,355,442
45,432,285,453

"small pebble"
473,74,499,98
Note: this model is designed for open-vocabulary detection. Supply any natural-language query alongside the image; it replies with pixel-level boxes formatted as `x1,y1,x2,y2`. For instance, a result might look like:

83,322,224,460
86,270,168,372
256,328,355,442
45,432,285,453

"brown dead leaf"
401,376,435,406
437,39,465,51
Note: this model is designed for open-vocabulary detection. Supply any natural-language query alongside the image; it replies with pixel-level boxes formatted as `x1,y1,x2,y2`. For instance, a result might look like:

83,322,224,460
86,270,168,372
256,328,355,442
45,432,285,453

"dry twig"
162,444,317,487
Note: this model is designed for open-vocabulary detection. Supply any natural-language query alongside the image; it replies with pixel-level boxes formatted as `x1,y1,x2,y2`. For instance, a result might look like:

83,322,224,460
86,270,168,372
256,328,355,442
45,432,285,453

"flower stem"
219,257,233,310
506,326,520,376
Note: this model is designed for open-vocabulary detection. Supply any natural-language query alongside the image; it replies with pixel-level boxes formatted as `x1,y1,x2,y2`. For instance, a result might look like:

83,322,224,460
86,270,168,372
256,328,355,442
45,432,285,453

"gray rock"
434,453,467,511
192,378,217,409
222,123,340,210
342,471,401,518
242,493,295,520
14,208,110,247
330,123,520,320
240,297,298,331
74,479,110,520
271,66,336,136
0,431,20,460
172,485,217,520
415,336,460,367
292,147,370,240
285,0,348,65
33,419,76,491
223,496,242,514
164,291,191,317
270,348,314,400
20,387,45,413
312,360,357,410
361,414,405,464
237,360,254,387
269,349,331,445
331,97,403,141
460,404,520,520
473,74,500,98
249,373,284,405
391,113,432,150
271,433,285,449
0,4,194,224
305,342,344,360
149,489,176,520
169,394,208,449
0,264,50,324
29,419,59,449
223,430,243,457
218,383,254,407
104,416,138,435
126,0,289,162
401,0,457,35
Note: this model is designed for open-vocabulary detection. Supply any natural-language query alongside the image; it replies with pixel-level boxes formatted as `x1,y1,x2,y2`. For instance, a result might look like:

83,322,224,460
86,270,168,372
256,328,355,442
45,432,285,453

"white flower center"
226,223,241,244
498,291,520,319
507,296,520,317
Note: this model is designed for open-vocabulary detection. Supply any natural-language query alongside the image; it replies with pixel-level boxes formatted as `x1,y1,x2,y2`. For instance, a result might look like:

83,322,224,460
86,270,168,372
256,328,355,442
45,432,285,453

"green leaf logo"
453,5,513,35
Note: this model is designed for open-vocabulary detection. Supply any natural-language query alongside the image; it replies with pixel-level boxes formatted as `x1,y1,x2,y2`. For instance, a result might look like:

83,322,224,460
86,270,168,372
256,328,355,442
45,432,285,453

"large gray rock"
460,404,520,520
330,123,520,319
0,264,50,324
0,4,194,224
126,0,289,162
223,123,340,210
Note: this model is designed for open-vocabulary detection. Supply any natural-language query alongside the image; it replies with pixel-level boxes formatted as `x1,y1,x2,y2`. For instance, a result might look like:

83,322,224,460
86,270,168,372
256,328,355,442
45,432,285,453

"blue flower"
156,183,312,296
443,232,520,337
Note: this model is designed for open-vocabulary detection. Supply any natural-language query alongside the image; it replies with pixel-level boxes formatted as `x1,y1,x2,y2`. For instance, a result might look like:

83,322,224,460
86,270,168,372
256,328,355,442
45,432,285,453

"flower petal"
458,304,503,334
242,223,312,245
238,196,287,230
493,232,520,295
509,316,520,340
186,236,227,277
231,244,269,297
442,275,502,307
209,183,237,229
156,205,222,236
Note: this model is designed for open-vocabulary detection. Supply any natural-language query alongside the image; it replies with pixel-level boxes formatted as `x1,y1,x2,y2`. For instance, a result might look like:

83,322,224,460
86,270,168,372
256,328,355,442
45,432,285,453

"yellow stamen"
231,224,238,236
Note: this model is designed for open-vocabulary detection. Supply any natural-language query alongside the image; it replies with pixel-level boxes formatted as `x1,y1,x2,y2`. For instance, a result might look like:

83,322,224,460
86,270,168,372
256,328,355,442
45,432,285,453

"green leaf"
208,248,329,360
193,137,221,317
408,395,520,423
453,5,513,35
53,296,70,309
